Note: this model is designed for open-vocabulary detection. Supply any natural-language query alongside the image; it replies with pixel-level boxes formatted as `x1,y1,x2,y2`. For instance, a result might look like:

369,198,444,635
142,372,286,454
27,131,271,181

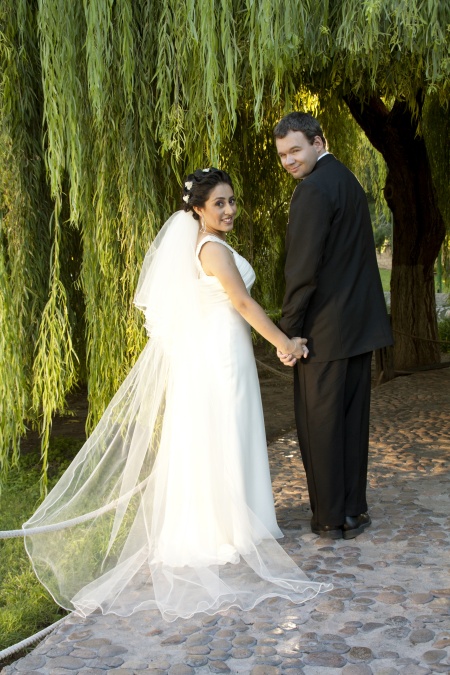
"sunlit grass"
0,438,81,653
378,267,391,292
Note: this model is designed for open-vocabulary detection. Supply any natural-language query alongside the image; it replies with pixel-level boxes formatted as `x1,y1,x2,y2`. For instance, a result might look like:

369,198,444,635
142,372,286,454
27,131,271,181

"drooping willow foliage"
0,2,54,482
0,0,448,486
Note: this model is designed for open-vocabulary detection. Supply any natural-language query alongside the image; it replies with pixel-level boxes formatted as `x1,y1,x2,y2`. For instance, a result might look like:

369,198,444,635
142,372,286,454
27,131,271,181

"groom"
274,112,392,539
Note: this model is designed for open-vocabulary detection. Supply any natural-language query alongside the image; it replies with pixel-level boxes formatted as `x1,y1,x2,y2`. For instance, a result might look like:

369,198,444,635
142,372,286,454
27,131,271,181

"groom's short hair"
274,112,327,148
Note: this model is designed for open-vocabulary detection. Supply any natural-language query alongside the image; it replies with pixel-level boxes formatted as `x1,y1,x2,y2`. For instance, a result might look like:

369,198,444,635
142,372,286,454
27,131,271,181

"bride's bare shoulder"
197,237,235,276
197,236,232,255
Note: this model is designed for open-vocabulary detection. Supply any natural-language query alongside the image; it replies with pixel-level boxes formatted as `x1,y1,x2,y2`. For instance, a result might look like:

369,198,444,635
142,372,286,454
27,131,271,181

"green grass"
0,438,82,653
439,316,450,353
378,267,450,294
378,268,391,292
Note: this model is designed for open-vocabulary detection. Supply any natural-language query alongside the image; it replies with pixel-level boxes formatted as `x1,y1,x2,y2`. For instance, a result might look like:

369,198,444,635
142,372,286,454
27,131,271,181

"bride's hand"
277,348,297,367
277,337,308,367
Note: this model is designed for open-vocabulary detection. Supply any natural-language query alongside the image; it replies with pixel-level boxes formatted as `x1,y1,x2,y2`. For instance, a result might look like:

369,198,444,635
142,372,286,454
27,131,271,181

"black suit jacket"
280,154,393,361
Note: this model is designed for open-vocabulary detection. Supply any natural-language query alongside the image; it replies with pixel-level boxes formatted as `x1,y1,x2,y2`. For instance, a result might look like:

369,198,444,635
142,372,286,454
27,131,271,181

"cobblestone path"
3,368,450,675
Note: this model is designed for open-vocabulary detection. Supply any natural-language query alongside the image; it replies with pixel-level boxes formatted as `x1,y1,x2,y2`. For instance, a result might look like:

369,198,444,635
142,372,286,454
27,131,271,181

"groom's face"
276,130,324,180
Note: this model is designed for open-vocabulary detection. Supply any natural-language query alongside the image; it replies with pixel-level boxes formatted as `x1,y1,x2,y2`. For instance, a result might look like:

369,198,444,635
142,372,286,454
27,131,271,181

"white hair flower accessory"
182,194,189,203
202,168,210,173
184,181,193,190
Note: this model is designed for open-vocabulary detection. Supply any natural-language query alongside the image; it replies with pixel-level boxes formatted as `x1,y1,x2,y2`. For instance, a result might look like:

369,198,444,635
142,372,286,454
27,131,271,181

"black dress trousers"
294,351,372,527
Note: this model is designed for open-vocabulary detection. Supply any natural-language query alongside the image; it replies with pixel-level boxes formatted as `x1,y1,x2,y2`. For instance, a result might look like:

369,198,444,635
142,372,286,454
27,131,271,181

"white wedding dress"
24,211,331,621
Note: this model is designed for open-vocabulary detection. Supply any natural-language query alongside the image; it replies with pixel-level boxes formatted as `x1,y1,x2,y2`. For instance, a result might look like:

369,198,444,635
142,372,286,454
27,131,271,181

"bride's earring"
200,216,206,233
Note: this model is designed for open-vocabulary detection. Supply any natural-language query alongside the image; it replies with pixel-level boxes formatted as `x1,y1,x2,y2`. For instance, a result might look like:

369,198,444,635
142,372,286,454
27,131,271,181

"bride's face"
195,183,237,238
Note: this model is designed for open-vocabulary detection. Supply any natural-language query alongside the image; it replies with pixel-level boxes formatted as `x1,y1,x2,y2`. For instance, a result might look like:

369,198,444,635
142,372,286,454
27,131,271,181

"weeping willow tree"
0,2,54,482
0,0,449,484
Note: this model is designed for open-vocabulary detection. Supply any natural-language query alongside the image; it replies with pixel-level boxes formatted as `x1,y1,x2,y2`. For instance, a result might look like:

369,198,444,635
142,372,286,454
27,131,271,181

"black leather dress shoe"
342,513,371,540
311,521,343,540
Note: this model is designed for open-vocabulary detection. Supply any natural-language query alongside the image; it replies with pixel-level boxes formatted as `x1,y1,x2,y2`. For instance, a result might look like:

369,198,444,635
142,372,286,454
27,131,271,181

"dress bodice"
195,235,255,296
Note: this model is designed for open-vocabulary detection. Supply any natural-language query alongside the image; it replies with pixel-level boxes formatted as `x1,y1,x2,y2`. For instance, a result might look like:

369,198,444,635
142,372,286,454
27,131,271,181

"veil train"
24,211,331,620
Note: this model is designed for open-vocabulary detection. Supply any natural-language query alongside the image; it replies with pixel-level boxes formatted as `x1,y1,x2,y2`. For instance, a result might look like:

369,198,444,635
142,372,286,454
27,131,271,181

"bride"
24,168,331,621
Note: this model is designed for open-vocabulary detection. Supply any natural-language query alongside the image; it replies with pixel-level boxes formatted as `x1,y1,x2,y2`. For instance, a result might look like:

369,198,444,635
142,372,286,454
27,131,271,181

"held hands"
277,337,308,367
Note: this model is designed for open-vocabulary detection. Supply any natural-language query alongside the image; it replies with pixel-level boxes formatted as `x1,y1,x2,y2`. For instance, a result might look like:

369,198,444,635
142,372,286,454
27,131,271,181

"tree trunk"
344,94,446,369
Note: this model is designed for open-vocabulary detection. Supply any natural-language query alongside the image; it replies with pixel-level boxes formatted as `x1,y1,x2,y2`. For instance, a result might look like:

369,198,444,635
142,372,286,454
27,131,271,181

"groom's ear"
313,136,324,151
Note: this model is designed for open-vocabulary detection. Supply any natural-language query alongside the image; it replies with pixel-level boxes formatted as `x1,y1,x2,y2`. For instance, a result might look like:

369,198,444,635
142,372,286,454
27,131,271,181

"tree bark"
344,94,446,369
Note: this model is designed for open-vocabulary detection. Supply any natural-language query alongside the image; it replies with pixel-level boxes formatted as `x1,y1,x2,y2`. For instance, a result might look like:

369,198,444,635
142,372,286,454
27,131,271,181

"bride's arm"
199,242,307,359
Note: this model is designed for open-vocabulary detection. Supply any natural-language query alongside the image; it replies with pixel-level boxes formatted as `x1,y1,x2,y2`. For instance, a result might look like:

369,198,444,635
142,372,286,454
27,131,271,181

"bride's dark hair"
182,168,234,221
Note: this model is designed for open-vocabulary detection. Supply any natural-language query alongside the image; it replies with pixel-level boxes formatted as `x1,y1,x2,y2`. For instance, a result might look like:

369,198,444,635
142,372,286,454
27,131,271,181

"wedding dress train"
24,211,331,621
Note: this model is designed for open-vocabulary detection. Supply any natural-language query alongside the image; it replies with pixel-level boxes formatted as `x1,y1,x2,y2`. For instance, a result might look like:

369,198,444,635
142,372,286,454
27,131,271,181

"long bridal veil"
23,211,331,621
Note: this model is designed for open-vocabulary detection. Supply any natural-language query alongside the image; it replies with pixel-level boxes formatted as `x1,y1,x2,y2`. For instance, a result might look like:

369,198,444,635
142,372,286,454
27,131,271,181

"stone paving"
2,368,450,675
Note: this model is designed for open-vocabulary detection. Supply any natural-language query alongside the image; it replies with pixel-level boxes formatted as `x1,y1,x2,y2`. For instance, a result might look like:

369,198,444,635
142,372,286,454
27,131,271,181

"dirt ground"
376,248,392,270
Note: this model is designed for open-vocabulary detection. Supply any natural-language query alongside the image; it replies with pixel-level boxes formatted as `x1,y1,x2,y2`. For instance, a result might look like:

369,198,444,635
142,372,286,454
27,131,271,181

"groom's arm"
279,180,332,338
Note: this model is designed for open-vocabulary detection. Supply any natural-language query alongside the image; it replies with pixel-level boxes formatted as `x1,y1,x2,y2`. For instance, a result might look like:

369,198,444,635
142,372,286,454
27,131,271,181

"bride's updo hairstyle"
182,168,234,221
